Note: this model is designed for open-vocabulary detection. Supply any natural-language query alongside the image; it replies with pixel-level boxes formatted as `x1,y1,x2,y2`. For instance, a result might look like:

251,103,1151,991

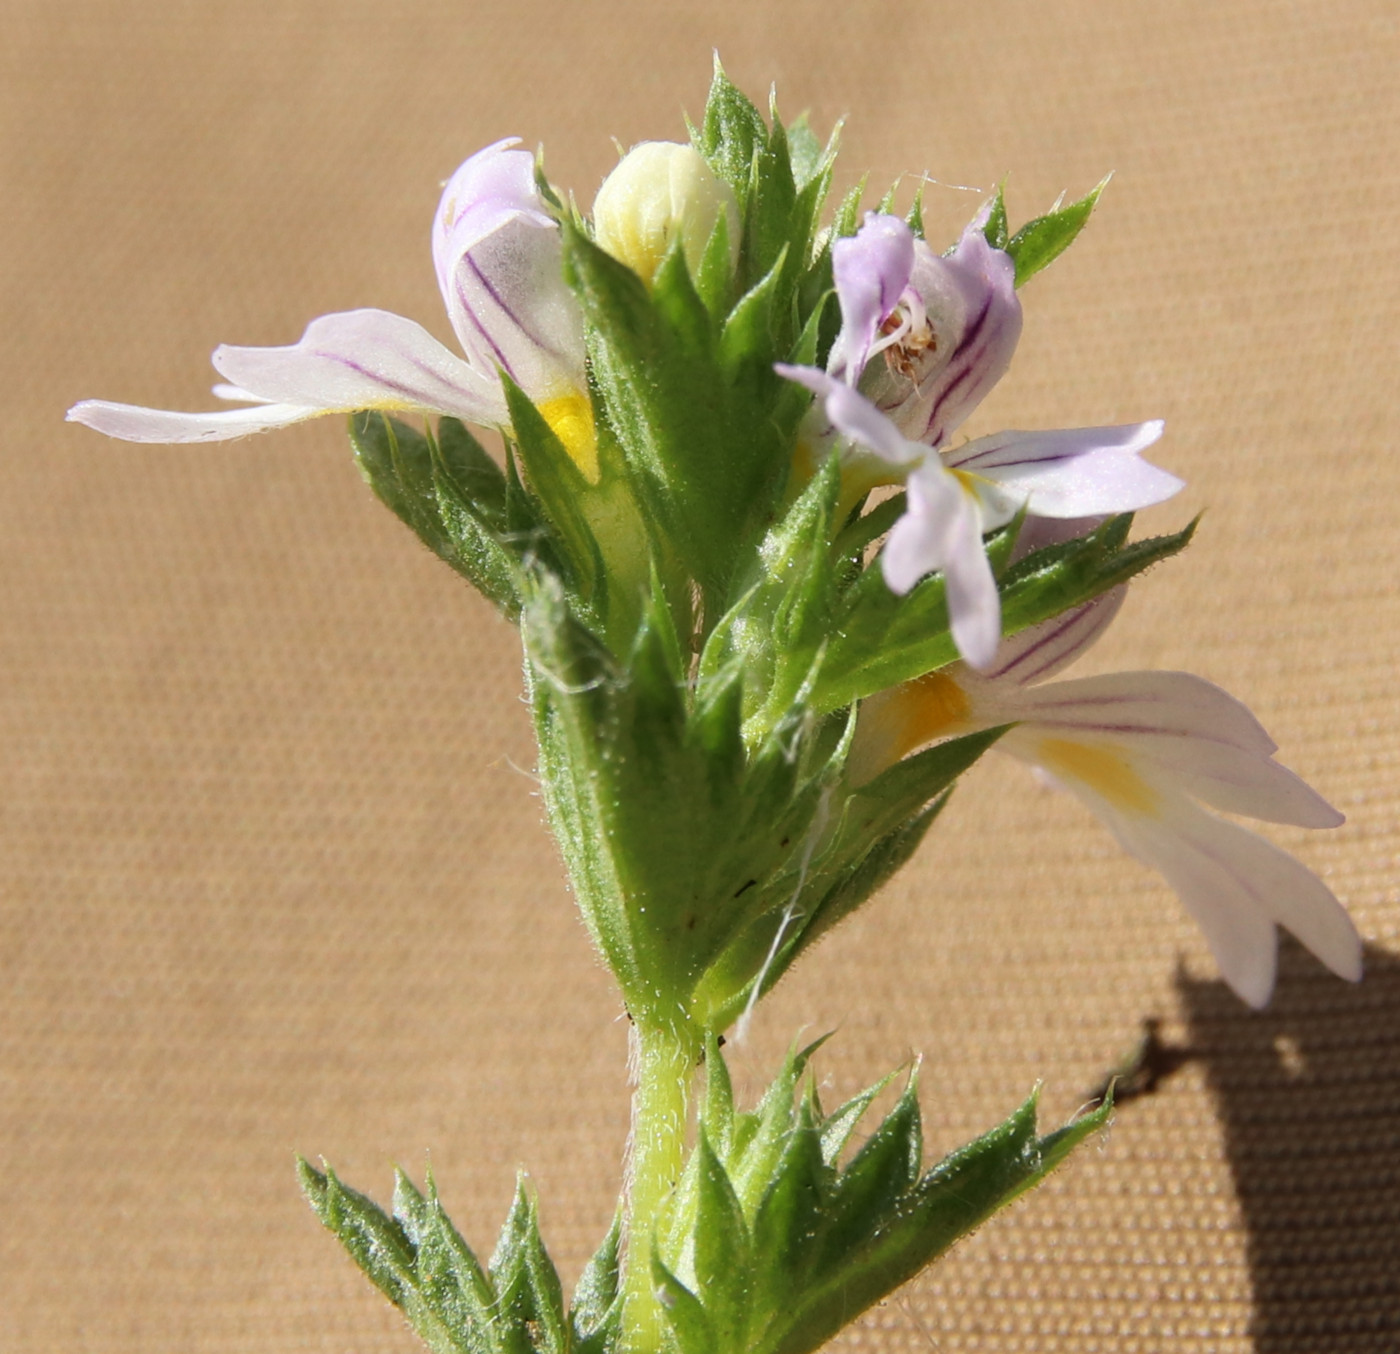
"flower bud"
592,142,739,287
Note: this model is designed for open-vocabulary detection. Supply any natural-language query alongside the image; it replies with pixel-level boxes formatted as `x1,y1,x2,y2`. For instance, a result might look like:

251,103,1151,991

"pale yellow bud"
592,141,739,288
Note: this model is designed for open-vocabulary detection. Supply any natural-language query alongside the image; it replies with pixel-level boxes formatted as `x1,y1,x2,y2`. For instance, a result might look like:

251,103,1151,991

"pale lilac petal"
1071,784,1360,1006
1012,671,1342,828
432,140,583,401
884,463,1001,668
1084,787,1283,1007
67,398,321,443
980,587,1127,685
213,308,506,424
882,224,1021,447
944,421,1182,519
211,382,271,403
1014,670,1281,755
828,213,915,383
776,365,917,465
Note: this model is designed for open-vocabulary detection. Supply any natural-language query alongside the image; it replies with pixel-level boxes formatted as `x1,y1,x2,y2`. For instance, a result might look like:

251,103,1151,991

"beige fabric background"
3,1,1397,1350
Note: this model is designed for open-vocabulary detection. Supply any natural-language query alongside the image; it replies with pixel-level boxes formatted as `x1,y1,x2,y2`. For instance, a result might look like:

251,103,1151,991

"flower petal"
1013,670,1282,756
1011,672,1341,829
884,462,1001,668
978,587,1127,685
213,308,507,424
432,140,584,401
775,364,918,465
944,421,1183,519
1073,782,1360,1006
828,212,915,384
67,397,324,443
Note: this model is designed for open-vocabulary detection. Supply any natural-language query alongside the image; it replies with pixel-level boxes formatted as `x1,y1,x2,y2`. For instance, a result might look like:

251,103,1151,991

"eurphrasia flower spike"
851,584,1362,1007
778,212,1182,668
68,139,591,467
66,64,1361,1354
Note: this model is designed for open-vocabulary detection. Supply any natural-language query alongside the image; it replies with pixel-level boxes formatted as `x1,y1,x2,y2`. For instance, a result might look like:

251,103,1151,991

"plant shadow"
1175,938,1400,1352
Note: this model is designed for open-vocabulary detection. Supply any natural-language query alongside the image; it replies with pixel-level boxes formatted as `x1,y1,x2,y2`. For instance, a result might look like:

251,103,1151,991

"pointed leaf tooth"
817,1071,898,1167
981,185,1009,251
823,1073,922,1256
1006,175,1110,287
570,1209,623,1347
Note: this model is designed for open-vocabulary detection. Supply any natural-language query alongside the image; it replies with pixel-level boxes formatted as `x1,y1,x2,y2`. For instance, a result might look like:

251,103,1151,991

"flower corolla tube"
67,139,596,474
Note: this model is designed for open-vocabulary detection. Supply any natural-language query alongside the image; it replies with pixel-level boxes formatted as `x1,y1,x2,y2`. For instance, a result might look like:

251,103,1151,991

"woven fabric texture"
2,1,1396,1350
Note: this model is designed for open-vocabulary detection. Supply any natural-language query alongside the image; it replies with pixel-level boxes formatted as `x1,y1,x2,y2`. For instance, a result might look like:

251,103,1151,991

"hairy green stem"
621,1017,702,1354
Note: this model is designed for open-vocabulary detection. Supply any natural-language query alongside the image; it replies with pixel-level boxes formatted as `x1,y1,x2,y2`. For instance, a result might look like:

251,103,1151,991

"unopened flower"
779,211,1180,669
852,589,1362,1007
592,141,739,288
68,140,596,476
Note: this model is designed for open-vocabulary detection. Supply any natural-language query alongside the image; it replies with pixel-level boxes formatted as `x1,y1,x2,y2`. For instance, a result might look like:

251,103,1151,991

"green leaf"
749,1102,830,1322
300,1159,498,1354
822,1073,922,1248
1006,176,1109,287
701,1031,737,1158
758,1091,1113,1354
428,421,527,618
818,1075,896,1167
785,113,825,189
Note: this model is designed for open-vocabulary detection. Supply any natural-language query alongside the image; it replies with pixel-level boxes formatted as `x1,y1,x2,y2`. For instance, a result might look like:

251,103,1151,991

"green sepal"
693,727,1002,1031
524,571,843,1023
905,183,925,238
1005,176,1110,287
562,219,792,601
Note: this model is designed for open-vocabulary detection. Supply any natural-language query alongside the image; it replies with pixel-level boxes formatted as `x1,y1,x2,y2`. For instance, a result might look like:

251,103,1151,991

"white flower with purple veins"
779,211,1182,670
68,139,597,475
852,588,1362,1007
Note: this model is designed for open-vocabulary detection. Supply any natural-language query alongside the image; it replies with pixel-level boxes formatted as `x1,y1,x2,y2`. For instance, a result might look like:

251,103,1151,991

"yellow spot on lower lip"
890,671,972,760
538,391,599,484
1037,737,1159,815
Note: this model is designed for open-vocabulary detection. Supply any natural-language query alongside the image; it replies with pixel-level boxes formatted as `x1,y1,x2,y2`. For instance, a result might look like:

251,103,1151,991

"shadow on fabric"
1177,939,1400,1352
